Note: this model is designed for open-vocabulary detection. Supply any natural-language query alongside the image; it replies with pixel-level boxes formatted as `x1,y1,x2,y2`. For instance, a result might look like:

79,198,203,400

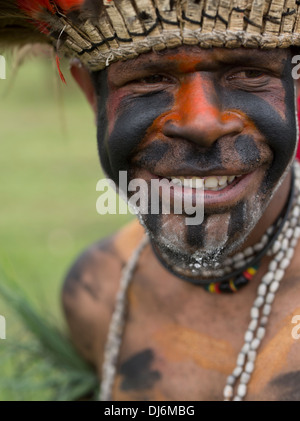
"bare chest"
106,279,300,401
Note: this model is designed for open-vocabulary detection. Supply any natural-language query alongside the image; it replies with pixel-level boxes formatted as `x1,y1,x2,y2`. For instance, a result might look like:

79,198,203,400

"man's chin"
137,210,255,279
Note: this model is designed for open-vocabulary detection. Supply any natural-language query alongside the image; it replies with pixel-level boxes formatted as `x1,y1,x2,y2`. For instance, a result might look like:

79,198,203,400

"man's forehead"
108,46,290,76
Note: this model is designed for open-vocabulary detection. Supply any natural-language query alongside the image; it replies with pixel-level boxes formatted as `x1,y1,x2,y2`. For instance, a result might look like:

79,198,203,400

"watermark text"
0,55,6,80
0,315,6,339
96,172,204,225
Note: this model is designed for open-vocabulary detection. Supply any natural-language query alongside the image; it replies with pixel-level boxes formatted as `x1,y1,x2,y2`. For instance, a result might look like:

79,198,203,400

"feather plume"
18,0,84,17
0,0,49,47
0,1,86,48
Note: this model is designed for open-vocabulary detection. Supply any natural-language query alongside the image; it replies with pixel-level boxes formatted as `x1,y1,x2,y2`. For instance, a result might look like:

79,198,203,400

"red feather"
56,54,66,84
18,0,84,17
18,0,55,18
55,0,84,12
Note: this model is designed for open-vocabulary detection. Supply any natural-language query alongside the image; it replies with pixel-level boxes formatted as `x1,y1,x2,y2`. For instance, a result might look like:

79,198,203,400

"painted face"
92,46,298,282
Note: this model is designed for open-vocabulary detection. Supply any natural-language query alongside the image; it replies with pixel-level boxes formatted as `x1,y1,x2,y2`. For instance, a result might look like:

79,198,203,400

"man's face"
92,46,298,280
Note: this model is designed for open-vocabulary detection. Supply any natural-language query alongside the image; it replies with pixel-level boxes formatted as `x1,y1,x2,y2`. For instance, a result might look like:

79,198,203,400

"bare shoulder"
61,219,145,371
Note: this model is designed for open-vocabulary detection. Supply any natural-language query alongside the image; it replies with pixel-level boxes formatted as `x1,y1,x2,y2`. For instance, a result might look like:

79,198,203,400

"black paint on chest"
119,349,161,391
269,370,300,401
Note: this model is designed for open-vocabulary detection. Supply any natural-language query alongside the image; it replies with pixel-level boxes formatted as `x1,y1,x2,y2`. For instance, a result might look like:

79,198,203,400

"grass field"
0,53,133,400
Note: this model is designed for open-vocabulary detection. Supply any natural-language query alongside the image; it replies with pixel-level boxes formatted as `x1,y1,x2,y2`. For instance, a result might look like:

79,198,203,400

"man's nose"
162,75,244,147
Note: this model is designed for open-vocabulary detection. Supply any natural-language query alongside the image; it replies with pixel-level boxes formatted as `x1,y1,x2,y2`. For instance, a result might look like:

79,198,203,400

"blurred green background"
0,51,133,400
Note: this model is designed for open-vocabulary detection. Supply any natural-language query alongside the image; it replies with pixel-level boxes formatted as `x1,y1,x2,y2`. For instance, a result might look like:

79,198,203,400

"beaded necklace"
100,161,300,402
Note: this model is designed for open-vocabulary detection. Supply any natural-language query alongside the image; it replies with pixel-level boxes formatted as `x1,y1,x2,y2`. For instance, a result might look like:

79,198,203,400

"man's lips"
140,169,257,210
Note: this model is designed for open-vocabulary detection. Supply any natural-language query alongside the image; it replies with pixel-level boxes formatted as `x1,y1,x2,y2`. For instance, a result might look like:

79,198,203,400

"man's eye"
228,69,264,80
139,74,168,84
243,70,264,78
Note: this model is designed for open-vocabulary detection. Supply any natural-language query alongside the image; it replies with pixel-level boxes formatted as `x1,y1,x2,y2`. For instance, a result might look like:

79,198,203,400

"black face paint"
93,70,174,184
183,140,224,173
134,140,170,173
186,221,206,248
221,58,297,188
227,199,246,242
119,349,161,391
234,135,261,167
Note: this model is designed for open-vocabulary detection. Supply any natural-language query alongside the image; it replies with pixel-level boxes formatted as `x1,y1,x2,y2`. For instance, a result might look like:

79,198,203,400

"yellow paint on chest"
153,323,237,373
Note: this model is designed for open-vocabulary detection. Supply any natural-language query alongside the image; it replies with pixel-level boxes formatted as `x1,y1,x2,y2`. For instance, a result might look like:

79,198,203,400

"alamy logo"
0,55,6,80
0,315,6,339
291,315,300,340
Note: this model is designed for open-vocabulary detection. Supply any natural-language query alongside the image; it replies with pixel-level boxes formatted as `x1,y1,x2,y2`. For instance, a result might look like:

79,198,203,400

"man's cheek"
222,85,297,187
97,91,174,184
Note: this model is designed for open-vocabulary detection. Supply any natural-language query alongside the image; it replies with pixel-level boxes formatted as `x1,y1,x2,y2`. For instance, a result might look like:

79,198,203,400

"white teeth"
191,177,204,189
218,176,228,186
169,174,240,190
170,178,182,186
183,178,191,188
205,177,219,188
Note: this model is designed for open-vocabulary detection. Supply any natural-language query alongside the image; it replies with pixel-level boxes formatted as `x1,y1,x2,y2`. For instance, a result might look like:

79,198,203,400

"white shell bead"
266,292,275,304
233,366,243,377
254,296,264,308
260,316,269,326
233,252,245,262
223,385,233,398
244,247,253,257
247,350,257,362
279,258,290,270
294,227,300,238
290,217,297,227
237,384,247,398
272,240,281,254
240,372,251,384
282,238,289,250
274,269,284,282
269,260,278,272
263,304,272,316
286,228,293,239
292,206,300,217
275,251,284,262
236,352,245,366
269,280,280,293
234,260,246,269
248,319,258,331
253,243,264,252
233,396,242,401
261,234,269,245
241,343,250,353
245,361,255,373
291,238,298,248
262,272,273,286
286,248,294,260
251,307,259,319
244,330,253,342
257,327,266,340
258,283,267,295
250,338,261,350
282,221,289,233
226,375,235,386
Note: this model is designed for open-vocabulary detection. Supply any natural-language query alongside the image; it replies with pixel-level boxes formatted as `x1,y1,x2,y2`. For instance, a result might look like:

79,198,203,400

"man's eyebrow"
116,49,287,74
215,51,286,68
118,57,177,73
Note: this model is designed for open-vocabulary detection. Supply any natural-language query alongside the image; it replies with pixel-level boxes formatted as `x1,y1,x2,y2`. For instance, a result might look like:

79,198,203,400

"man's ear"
70,59,97,115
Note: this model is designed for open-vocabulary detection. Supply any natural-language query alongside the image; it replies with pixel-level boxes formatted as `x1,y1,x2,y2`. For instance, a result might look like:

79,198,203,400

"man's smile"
135,168,261,211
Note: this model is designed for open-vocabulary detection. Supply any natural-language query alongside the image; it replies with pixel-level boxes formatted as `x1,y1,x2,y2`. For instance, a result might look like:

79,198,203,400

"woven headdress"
1,0,300,71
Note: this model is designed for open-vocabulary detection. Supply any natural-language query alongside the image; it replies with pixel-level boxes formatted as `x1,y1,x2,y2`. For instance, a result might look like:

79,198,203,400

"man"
2,0,300,401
